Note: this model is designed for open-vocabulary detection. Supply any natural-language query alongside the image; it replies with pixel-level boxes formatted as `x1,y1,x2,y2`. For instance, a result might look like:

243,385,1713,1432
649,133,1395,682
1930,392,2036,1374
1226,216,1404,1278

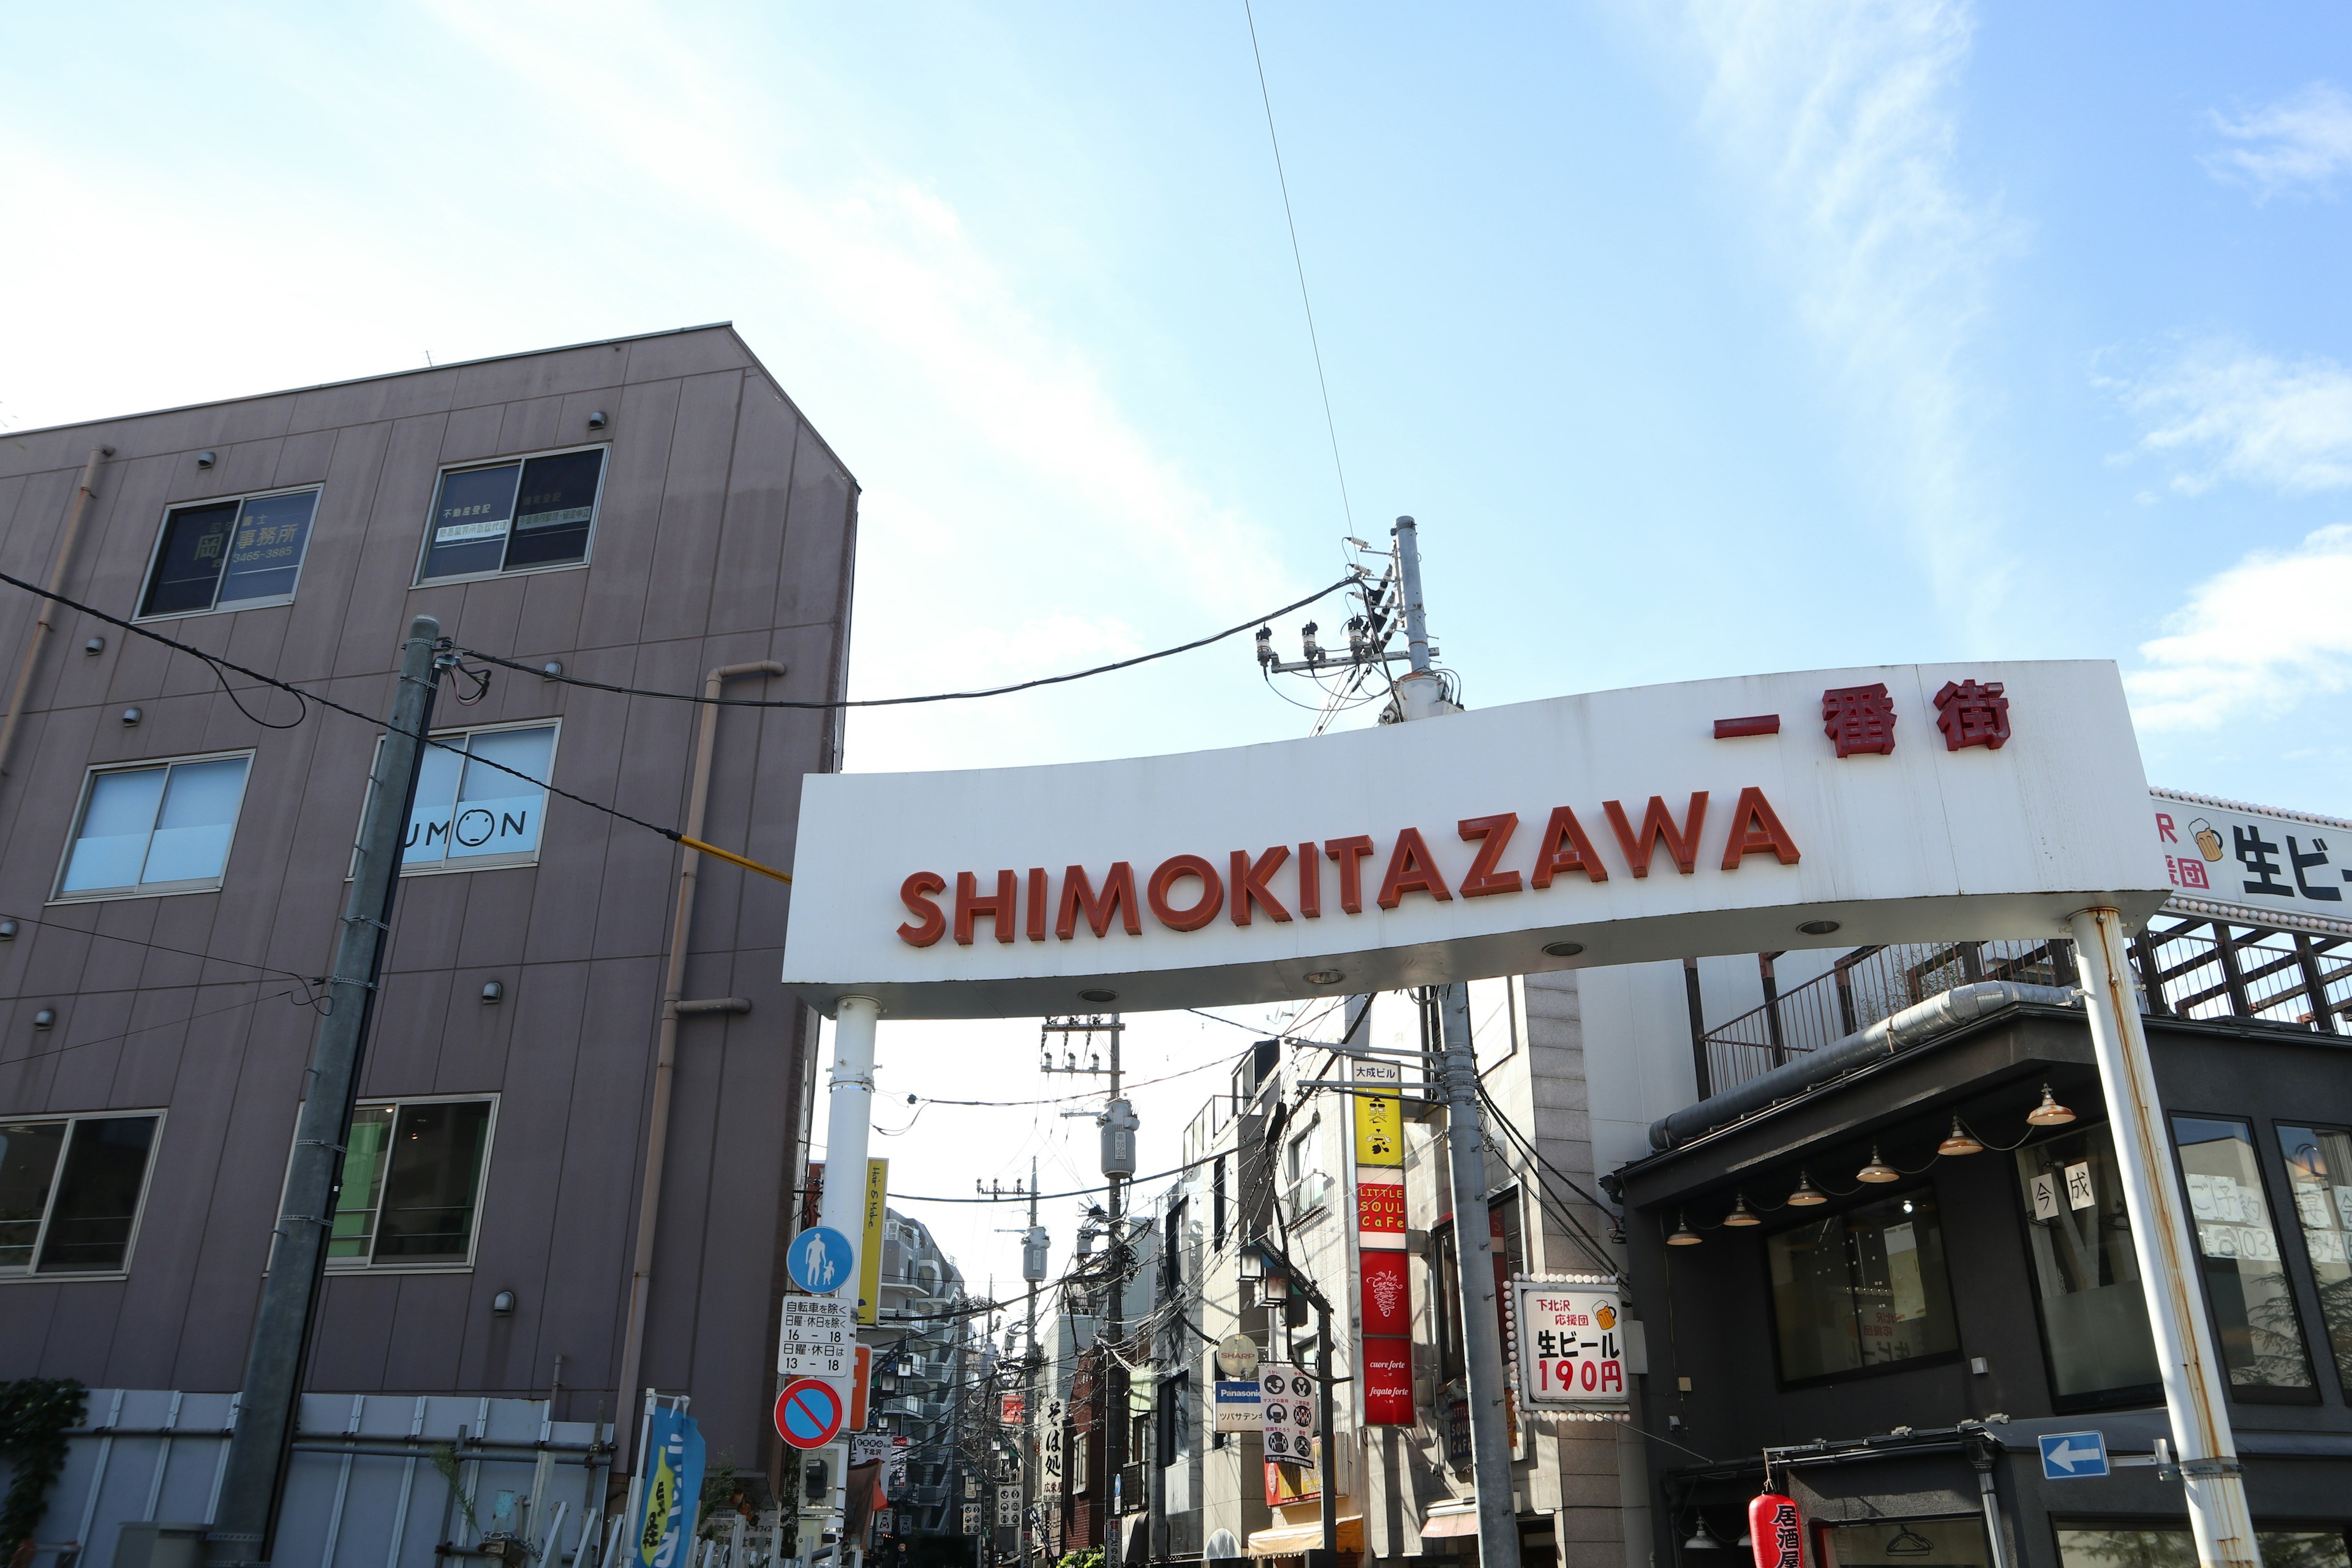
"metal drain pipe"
0,447,113,781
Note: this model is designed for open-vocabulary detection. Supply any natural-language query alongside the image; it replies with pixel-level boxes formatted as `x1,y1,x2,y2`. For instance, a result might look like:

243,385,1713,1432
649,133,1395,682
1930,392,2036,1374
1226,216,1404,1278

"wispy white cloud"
1668,0,2020,626
2117,340,2352,495
2127,524,2352,730
2203,82,2352,201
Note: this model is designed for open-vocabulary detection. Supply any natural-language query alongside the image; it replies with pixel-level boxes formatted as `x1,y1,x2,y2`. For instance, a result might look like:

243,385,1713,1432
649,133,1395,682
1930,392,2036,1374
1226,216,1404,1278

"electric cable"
456,577,1358,709
0,984,305,1071
0,570,788,884
1475,1088,1618,1272
1242,0,1354,535
0,909,323,989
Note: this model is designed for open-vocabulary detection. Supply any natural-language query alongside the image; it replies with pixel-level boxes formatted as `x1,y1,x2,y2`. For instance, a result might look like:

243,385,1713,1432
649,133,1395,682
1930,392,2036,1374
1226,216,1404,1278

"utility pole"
1043,1014,1135,1568
211,617,445,1566
1392,518,1521,1568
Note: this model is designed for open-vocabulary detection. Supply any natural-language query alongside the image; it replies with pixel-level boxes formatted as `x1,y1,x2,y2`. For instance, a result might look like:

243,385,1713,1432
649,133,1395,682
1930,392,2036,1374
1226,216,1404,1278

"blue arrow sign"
788,1226,855,1294
2038,1430,2109,1479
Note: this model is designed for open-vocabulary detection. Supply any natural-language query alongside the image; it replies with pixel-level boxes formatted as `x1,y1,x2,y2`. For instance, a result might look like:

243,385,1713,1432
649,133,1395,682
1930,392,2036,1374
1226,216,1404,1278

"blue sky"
6,1,2350,1293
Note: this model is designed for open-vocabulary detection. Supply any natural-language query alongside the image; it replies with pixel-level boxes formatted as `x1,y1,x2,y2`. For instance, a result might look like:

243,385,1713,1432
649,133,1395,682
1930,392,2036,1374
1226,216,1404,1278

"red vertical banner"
1351,1058,1415,1427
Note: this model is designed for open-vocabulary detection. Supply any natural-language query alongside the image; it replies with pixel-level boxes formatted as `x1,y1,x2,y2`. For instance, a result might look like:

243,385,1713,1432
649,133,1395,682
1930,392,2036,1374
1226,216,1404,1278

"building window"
139,488,320,618
418,448,606,582
379,723,557,873
2015,1123,2162,1404
1286,1117,1327,1215
1163,1199,1188,1297
2174,1114,2315,1394
1766,1188,1960,1382
0,1113,162,1275
1212,1155,1227,1246
56,754,252,900
1819,1517,1988,1568
1158,1374,1191,1461
2277,1123,2352,1386
328,1098,495,1268
2055,1527,2349,1568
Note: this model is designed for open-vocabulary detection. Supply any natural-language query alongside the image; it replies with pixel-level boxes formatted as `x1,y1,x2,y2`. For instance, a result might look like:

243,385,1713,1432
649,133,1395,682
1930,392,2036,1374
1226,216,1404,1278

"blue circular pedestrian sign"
775,1378,845,1450
788,1226,854,1294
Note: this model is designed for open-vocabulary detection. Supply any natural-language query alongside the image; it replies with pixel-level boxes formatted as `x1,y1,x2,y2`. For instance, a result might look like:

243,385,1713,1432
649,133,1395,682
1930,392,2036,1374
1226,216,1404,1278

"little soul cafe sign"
781,661,2174,1020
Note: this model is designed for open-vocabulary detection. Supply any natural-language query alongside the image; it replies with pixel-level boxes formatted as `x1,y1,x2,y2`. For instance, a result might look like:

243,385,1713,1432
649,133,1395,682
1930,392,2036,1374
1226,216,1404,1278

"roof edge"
1,322,740,442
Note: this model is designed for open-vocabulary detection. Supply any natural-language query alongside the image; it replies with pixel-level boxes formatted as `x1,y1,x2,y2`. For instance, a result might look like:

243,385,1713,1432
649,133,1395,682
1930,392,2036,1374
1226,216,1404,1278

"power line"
454,576,1358,709
0,570,781,880
0,909,320,988
0,984,306,1072
1243,0,1354,533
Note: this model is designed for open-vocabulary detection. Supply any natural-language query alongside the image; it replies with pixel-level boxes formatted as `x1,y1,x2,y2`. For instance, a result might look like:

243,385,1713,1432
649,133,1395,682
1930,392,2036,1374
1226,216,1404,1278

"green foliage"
0,1378,86,1563
698,1454,742,1537
1055,1550,1103,1568
429,1442,482,1539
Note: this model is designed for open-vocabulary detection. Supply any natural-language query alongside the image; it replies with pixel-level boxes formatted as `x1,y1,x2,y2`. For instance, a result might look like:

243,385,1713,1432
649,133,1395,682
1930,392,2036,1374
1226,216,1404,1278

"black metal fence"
1699,917,2351,1098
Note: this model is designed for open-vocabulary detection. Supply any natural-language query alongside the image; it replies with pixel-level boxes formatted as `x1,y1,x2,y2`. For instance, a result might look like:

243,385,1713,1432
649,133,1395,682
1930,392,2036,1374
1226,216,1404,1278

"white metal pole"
815,998,882,1259
2068,907,2260,1568
1390,516,1442,722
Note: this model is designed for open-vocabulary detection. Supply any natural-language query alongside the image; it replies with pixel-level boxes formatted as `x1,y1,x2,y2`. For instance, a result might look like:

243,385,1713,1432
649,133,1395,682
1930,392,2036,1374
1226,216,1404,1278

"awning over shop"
1417,1509,1480,1540
1246,1515,1364,1556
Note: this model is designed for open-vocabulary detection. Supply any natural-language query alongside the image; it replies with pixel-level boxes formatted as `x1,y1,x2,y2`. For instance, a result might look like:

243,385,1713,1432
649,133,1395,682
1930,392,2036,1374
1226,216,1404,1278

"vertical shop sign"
858,1158,888,1325
1351,1057,1415,1426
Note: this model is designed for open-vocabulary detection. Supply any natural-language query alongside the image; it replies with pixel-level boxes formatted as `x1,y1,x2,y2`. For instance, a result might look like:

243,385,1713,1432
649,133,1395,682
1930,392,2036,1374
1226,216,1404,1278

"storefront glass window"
2056,1528,2348,1568
1819,1518,1986,1568
1767,1188,1959,1382
2173,1115,2315,1392
2277,1123,2352,1384
2014,1123,2162,1402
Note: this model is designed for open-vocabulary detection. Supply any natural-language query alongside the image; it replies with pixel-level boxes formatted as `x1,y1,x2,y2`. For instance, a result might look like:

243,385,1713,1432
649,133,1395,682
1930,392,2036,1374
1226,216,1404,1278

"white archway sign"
778,658,2256,1568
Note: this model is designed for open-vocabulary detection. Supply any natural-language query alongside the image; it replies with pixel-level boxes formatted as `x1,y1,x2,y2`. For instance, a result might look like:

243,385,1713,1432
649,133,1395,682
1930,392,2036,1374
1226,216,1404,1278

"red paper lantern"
1750,1494,1802,1568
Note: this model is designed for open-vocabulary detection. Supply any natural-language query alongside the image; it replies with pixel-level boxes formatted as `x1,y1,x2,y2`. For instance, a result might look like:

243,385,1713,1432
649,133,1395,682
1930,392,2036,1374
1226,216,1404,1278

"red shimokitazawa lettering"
1529,805,1608,888
1376,826,1453,908
1325,835,1374,914
1230,846,1293,925
1057,862,1142,939
897,872,946,947
1457,813,1523,898
897,785,1799,944
956,869,1017,944
1604,793,1709,878
1148,854,1224,932
1720,786,1801,869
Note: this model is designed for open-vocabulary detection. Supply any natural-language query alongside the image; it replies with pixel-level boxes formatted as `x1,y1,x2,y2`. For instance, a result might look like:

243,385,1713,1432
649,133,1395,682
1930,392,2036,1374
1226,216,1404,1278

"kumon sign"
782,662,2171,1020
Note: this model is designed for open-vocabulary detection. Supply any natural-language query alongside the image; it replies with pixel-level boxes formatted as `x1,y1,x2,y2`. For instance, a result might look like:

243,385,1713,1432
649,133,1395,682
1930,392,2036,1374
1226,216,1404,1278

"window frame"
2271,1117,2352,1398
1761,1180,1965,1390
2006,1118,2168,1414
2168,1108,2322,1404
134,484,324,622
316,1092,500,1275
0,1108,166,1282
357,718,563,880
413,443,611,587
50,749,257,904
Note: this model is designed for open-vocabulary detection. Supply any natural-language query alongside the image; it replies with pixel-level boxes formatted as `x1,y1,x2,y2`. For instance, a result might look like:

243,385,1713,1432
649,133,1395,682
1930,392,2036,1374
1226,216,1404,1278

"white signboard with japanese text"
776,1295,854,1381
1512,1280,1629,1410
1259,1363,1316,1471
2152,788,2352,937
1214,1380,1262,1433
785,662,2168,1019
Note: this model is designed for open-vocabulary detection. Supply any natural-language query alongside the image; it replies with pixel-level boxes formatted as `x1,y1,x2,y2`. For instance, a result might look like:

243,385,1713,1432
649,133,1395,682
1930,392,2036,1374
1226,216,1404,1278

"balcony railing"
1697,916,2350,1098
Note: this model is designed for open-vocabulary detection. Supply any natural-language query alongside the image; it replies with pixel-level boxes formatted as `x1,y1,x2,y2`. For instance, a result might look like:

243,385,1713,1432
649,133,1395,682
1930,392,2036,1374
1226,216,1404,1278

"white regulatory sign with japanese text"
777,1295,854,1381
1512,1279,1629,1409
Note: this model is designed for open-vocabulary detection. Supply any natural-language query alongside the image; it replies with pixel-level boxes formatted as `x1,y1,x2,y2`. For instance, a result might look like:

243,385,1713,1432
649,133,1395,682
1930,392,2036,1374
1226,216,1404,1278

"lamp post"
1241,1235,1338,1566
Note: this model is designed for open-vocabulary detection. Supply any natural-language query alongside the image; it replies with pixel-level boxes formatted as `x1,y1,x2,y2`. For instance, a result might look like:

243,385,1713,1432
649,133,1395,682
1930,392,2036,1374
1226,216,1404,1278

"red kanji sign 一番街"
1822,684,1898,758
1934,679,2011,752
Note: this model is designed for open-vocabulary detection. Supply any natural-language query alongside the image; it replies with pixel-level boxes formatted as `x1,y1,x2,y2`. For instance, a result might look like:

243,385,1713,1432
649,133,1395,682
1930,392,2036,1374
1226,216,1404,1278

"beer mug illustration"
2188,818,2224,862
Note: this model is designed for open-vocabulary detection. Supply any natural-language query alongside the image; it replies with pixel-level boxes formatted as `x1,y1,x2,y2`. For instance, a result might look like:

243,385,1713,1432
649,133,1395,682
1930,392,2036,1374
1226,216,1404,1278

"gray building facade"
0,324,856,1503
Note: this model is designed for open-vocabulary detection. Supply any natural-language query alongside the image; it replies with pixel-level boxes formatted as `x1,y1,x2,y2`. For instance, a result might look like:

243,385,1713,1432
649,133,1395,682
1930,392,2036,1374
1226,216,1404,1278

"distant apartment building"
0,326,857,1567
